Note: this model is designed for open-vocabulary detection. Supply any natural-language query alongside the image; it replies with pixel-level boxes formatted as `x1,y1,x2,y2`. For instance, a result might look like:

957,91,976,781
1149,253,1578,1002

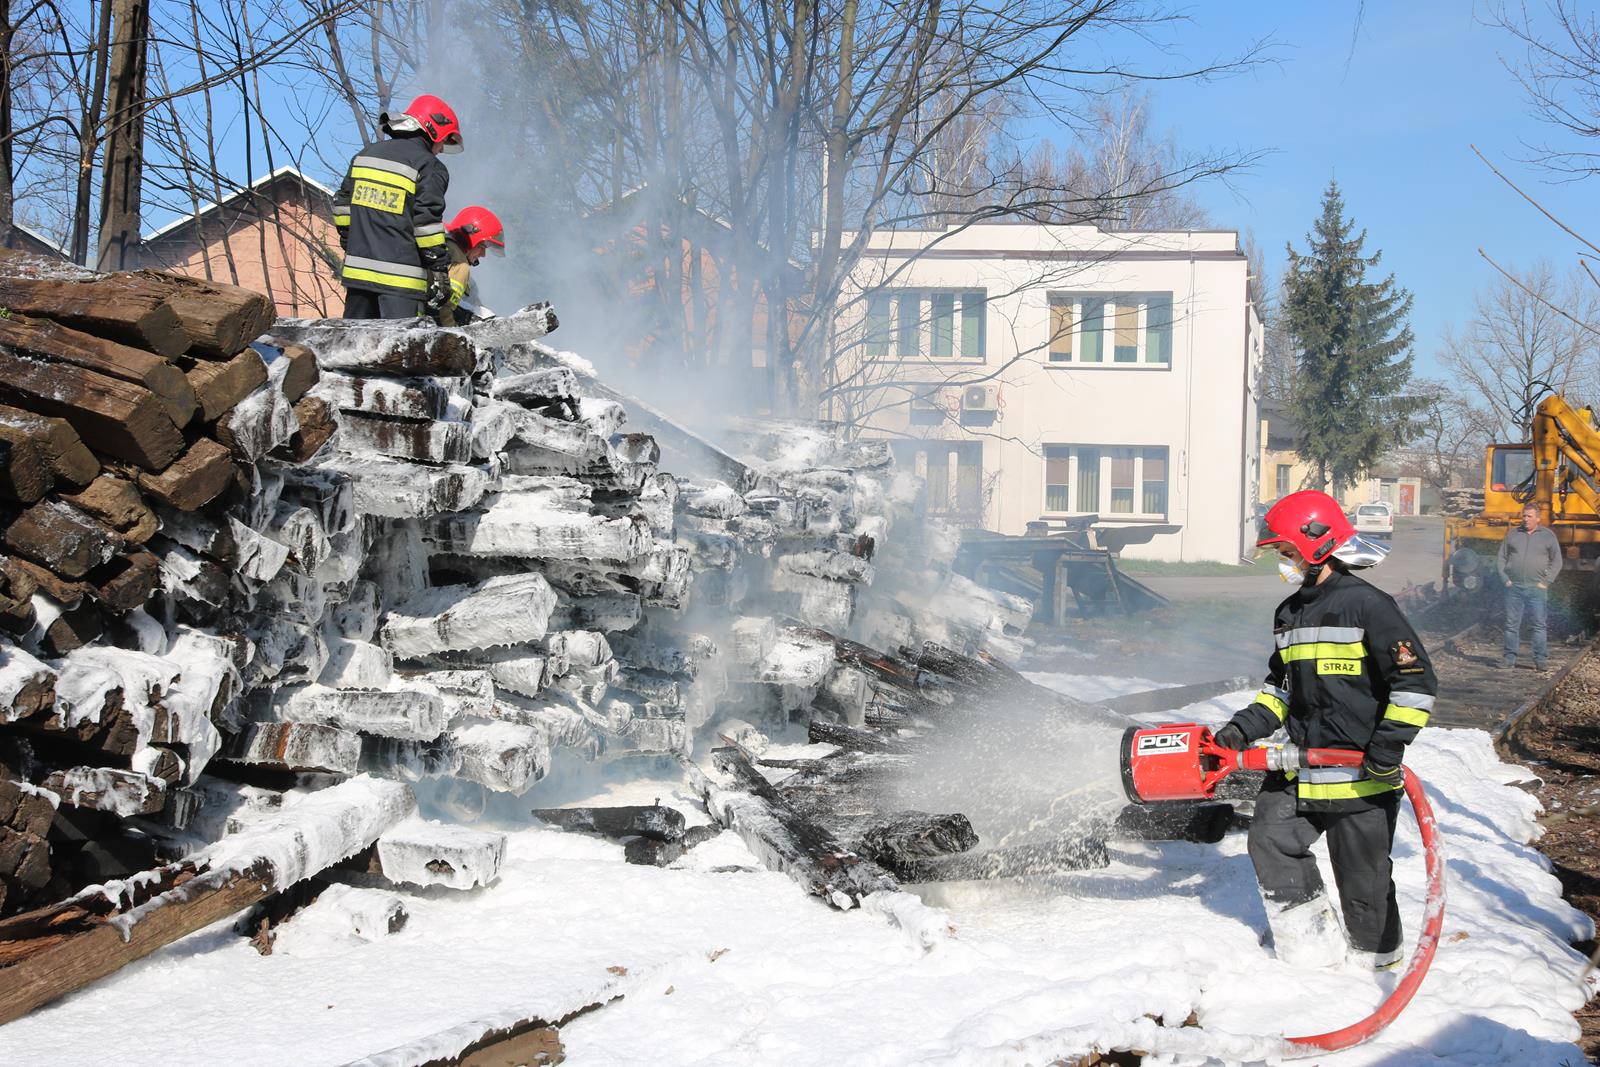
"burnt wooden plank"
138,272,276,358
0,429,48,504
181,349,266,422
133,438,234,510
3,499,121,579
0,405,98,488
531,804,686,842
274,395,337,463
0,316,196,427
0,347,184,470
61,475,156,543
0,267,188,357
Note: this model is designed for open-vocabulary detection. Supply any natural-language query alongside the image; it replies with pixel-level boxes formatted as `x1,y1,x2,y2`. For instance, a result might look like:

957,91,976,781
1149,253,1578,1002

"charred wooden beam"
0,346,184,470
0,268,188,356
531,804,686,843
0,406,98,490
0,316,196,427
0,777,414,1024
695,746,898,909
139,272,276,358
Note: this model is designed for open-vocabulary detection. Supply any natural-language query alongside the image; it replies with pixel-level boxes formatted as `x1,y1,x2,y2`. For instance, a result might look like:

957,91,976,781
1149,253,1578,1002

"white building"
828,223,1263,563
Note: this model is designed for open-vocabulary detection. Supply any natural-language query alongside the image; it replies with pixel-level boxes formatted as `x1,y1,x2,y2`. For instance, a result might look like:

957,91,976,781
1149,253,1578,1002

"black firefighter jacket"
1224,569,1437,811
333,135,449,298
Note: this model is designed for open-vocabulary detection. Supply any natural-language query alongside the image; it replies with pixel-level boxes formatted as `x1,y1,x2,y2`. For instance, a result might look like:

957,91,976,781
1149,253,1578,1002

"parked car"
1353,501,1395,538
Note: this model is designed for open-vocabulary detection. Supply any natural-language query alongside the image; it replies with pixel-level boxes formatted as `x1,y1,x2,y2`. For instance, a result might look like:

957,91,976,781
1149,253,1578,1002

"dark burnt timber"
0,406,99,489
265,320,479,376
136,272,276,359
860,811,978,877
699,746,898,908
0,315,197,427
807,719,918,755
0,261,189,357
0,346,185,471
531,804,687,842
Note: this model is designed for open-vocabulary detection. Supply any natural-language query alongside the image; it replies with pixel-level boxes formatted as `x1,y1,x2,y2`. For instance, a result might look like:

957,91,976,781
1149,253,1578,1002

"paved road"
1137,516,1445,609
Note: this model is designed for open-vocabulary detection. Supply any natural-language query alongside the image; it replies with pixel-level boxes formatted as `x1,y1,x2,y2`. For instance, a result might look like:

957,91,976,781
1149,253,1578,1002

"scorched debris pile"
0,253,1085,1022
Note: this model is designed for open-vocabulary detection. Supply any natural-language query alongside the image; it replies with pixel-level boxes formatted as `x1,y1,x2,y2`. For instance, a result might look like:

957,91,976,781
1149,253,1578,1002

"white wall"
833,224,1261,563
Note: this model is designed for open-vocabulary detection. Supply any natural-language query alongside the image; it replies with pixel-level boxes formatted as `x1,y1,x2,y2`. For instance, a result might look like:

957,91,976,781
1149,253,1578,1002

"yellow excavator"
1445,393,1600,602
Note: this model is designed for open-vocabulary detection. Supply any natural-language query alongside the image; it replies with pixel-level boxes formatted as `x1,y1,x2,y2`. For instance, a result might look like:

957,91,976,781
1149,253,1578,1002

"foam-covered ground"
0,682,1590,1067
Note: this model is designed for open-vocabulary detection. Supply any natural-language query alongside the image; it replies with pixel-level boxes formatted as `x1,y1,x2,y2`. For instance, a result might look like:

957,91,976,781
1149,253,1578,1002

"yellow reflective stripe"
341,266,427,292
1297,778,1401,801
332,214,351,226
1280,641,1366,663
350,166,416,194
1255,689,1288,722
1383,703,1430,728
415,232,447,248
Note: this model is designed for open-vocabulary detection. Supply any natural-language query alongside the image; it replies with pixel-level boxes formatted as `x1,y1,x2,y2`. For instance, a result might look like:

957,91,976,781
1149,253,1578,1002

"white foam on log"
448,721,550,794
198,775,415,891
319,638,394,690
425,492,651,562
0,643,54,722
341,458,490,519
267,684,447,742
376,815,505,891
381,573,556,658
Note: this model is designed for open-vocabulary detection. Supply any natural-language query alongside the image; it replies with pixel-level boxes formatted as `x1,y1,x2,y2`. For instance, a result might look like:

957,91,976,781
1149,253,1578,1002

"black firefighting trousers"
1247,773,1403,953
343,288,423,320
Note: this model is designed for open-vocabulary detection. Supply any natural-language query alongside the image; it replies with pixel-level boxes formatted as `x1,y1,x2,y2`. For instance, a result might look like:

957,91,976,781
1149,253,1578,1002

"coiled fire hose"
1120,724,1446,1055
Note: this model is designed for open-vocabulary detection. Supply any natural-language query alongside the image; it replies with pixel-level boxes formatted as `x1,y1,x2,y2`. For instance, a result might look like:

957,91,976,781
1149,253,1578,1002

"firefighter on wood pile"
332,94,462,319
434,205,504,327
1211,490,1437,971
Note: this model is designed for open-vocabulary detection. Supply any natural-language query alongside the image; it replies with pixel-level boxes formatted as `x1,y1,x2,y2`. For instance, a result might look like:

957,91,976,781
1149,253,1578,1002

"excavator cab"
1483,445,1533,516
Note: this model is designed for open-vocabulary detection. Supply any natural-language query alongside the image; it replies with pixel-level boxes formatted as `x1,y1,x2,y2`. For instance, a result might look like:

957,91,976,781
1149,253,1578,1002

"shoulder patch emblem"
1393,640,1419,667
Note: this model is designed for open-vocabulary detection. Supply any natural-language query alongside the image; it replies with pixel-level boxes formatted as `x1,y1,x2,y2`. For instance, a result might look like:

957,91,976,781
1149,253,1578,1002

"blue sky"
1120,1,1595,378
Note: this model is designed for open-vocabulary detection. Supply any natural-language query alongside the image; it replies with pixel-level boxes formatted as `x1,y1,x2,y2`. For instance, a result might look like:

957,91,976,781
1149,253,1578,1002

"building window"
1275,463,1292,498
890,441,984,525
1046,292,1173,365
1110,448,1136,512
1042,444,1170,519
1045,446,1071,511
1143,447,1168,514
866,289,986,359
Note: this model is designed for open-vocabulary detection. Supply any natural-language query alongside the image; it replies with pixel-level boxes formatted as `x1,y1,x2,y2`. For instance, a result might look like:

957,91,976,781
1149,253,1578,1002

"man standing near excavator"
1210,490,1437,972
1499,503,1561,671
333,94,463,320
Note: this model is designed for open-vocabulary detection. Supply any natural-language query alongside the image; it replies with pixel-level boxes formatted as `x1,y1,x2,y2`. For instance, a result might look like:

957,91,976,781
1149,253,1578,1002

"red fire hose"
1121,725,1447,1055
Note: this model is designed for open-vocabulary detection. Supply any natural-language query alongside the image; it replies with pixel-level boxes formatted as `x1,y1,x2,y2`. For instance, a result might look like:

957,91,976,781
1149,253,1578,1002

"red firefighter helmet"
1258,490,1352,564
380,94,463,153
447,206,505,255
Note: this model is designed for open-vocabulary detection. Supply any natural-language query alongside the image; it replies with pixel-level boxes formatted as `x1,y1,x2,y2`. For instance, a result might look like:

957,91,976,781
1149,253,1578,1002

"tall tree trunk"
72,0,115,265
96,0,151,271
0,0,14,240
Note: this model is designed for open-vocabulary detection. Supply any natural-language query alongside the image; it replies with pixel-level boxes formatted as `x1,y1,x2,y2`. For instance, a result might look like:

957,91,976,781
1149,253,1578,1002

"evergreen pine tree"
1283,180,1422,493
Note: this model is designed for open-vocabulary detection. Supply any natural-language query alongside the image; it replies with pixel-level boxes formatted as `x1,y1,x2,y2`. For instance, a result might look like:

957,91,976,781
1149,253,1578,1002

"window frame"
1041,443,1171,520
865,288,988,362
1045,292,1175,371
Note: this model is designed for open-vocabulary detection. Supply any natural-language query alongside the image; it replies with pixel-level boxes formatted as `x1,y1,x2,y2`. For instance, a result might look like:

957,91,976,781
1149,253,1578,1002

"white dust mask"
1278,557,1309,585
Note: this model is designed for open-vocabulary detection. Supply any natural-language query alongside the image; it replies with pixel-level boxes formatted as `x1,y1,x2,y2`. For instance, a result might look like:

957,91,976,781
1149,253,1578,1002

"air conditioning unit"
910,389,947,413
962,385,998,412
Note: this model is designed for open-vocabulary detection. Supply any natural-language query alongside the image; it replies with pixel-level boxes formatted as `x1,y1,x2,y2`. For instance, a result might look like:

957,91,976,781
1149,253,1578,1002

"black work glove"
1362,756,1404,788
1211,723,1246,750
337,228,348,252
424,270,451,315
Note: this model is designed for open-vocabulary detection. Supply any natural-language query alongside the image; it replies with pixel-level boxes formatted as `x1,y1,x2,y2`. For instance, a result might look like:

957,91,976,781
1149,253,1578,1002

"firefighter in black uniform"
1212,489,1437,971
332,94,462,320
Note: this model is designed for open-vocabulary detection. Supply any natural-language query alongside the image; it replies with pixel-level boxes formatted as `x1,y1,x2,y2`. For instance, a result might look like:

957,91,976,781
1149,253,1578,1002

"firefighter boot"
1264,892,1348,969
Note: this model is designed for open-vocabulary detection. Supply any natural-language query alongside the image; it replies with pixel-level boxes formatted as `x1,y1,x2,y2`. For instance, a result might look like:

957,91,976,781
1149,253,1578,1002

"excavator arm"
1534,394,1600,518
